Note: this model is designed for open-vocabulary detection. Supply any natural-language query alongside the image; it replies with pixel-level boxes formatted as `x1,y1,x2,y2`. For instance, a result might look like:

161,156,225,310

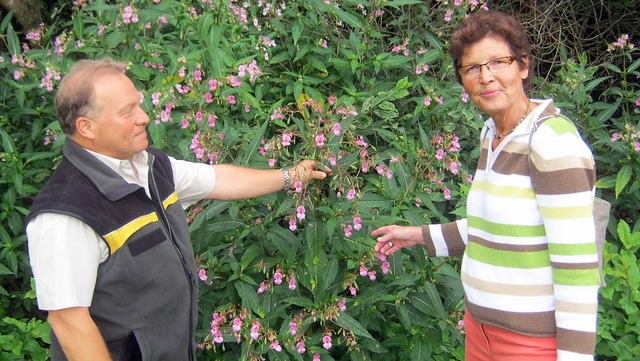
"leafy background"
0,0,638,360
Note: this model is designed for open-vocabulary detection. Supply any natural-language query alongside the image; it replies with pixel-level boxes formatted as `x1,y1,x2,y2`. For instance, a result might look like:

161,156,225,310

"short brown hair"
55,58,126,135
449,11,533,90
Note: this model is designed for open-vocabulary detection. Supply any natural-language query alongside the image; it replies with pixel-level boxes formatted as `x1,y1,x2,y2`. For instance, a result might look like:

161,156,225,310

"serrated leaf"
335,313,376,341
235,282,264,317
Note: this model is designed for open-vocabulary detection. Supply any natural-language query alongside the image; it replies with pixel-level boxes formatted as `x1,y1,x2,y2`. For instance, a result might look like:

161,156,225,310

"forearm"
208,164,285,200
48,308,112,361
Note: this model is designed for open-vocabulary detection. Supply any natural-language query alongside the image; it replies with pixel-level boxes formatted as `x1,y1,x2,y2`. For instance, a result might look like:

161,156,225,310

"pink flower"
444,10,452,22
636,98,640,106
250,323,261,340
208,115,217,128
349,286,357,296
289,218,297,232
346,189,356,200
268,158,276,168
232,317,242,332
611,133,619,142
444,188,451,200
257,282,268,294
415,65,423,75
227,95,236,104
368,271,377,281
204,93,213,103
289,277,297,290
181,119,190,129
296,340,306,354
332,123,341,136
294,181,303,193
329,156,338,166
193,70,202,82
359,265,368,277
328,96,337,105
322,335,332,350
296,205,306,220
313,354,321,361
151,92,160,106
195,112,203,122
338,299,347,312
461,93,469,103
315,134,326,147
229,76,242,87
344,224,352,238
198,269,208,282
353,216,362,231
435,149,445,160
269,340,282,352
635,142,640,152
423,96,432,107
289,322,298,335
282,133,291,146
274,272,283,285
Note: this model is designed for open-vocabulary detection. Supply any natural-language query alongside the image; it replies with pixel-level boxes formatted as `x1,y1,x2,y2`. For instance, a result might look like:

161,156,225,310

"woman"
372,11,599,361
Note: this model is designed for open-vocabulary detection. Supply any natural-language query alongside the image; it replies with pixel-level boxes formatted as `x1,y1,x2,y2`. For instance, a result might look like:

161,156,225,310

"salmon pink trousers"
464,310,557,361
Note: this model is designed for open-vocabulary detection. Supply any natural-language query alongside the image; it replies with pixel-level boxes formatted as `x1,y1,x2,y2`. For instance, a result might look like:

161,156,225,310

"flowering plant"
3,0,639,360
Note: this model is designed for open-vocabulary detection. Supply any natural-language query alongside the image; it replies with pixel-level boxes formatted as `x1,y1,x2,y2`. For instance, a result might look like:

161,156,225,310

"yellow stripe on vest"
103,192,178,254
163,192,179,209
103,212,159,254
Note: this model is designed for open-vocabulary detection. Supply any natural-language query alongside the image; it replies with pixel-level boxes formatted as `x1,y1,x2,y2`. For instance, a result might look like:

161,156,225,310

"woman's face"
459,35,529,119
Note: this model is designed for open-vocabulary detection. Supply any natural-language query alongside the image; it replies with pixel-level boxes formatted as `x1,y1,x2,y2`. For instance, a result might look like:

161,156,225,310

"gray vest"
27,139,198,361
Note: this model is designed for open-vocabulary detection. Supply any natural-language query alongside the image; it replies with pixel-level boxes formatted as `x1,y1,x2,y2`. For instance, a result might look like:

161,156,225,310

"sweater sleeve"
530,116,599,360
420,219,468,257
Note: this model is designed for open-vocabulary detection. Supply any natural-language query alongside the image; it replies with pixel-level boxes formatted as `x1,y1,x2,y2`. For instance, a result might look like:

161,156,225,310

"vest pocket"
128,227,167,257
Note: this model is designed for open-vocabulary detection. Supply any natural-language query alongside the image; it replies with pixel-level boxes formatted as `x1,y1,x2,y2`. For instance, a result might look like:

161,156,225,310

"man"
26,58,328,361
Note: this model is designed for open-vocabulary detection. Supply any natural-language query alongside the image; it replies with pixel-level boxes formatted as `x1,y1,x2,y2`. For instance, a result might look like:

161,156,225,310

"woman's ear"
520,56,530,80
75,117,96,139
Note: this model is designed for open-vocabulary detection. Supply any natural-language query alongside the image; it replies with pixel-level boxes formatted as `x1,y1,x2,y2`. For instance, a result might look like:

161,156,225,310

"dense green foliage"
0,0,638,360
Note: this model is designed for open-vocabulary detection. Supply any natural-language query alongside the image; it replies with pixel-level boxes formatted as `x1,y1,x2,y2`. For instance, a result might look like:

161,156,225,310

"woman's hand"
371,225,423,255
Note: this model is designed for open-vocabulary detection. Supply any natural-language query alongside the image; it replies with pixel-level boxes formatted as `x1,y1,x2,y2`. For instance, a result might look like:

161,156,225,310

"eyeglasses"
458,56,516,78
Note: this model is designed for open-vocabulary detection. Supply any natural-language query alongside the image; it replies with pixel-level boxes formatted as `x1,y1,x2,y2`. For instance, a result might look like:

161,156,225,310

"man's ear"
75,117,96,139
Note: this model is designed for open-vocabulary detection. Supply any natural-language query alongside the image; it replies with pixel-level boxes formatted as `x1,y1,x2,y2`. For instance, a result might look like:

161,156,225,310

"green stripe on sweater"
544,116,578,136
472,180,536,199
553,268,601,286
548,242,597,256
468,216,546,237
539,204,592,219
466,242,551,268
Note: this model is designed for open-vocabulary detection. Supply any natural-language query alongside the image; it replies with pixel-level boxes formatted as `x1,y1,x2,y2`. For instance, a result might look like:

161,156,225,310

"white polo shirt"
27,150,215,310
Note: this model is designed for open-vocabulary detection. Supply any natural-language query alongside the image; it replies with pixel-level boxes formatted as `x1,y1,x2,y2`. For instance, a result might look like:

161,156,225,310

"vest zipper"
148,155,196,361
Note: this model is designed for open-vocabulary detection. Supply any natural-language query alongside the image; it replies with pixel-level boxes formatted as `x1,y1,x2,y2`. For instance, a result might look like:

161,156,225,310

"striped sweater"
422,99,599,360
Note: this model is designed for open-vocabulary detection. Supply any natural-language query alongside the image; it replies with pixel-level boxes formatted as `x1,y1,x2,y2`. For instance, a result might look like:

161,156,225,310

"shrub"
1,0,638,360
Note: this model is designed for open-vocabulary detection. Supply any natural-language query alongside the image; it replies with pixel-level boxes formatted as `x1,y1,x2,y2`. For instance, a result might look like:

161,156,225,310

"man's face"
89,73,150,159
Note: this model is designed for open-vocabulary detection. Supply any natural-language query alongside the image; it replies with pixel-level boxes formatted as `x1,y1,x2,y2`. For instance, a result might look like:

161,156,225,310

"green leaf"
628,57,640,73
594,100,620,124
615,165,633,198
235,282,264,318
385,0,424,9
410,337,431,361
407,283,446,319
6,24,20,57
240,118,269,165
335,312,376,341
333,7,362,29
105,31,127,49
321,258,339,289
292,19,304,45
240,243,263,270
